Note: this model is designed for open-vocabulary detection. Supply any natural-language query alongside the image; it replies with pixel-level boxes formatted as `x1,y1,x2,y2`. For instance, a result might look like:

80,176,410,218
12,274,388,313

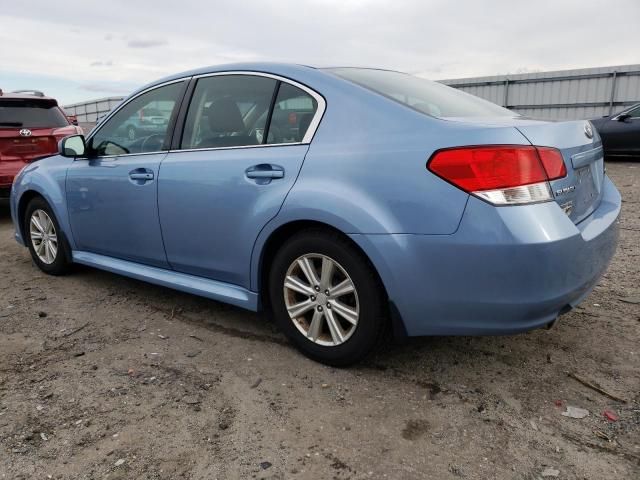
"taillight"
427,145,567,205
537,147,567,180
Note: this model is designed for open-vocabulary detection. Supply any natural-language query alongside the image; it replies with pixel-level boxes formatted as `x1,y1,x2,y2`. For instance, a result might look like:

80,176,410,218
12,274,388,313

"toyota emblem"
19,128,32,137
583,122,593,139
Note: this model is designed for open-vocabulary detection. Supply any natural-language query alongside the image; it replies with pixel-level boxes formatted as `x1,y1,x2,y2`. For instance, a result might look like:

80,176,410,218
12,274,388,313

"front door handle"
246,170,284,179
129,172,154,180
129,168,154,183
245,164,285,183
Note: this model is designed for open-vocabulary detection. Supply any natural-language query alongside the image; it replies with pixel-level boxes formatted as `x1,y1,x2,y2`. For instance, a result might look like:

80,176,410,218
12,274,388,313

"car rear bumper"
350,176,621,336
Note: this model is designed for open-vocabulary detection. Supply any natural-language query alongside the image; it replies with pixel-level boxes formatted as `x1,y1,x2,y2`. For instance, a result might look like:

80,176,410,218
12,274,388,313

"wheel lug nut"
317,305,323,312
326,303,331,309
324,289,330,296
314,286,320,292
310,295,316,301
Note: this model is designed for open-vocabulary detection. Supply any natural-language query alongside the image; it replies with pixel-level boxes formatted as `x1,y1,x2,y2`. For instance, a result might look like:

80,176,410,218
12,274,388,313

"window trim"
173,71,326,153
85,78,189,159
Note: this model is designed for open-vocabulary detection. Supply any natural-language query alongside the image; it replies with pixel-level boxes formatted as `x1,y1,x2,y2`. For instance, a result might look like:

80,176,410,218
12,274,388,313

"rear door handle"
245,164,285,183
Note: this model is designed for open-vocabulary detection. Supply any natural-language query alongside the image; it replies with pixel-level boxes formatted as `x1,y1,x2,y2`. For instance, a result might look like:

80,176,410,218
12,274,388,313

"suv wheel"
24,197,72,275
269,229,387,366
127,125,137,141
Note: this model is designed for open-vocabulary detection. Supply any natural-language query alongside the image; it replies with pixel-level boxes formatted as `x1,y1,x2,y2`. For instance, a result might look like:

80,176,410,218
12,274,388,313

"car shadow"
0,201,11,222
68,260,562,376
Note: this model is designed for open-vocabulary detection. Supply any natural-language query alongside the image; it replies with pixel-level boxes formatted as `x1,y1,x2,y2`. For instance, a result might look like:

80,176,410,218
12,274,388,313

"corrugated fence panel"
63,96,124,125
440,65,640,120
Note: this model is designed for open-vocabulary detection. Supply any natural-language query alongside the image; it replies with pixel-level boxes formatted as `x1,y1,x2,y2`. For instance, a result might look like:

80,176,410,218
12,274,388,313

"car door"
66,80,187,268
158,74,324,288
600,105,640,157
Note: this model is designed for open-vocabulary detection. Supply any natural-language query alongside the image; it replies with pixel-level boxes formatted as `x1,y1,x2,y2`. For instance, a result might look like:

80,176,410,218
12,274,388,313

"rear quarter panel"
279,76,533,235
250,71,533,289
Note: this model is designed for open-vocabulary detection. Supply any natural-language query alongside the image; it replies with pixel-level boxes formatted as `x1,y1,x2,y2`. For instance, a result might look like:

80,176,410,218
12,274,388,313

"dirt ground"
0,162,638,480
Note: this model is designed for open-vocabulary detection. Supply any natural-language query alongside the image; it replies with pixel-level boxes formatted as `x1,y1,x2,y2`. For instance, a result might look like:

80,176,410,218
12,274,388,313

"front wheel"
269,229,388,366
24,197,72,275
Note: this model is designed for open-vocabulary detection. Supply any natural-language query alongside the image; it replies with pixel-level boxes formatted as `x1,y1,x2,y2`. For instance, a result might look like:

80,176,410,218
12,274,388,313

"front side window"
89,82,183,156
326,67,515,118
627,105,640,118
181,75,277,149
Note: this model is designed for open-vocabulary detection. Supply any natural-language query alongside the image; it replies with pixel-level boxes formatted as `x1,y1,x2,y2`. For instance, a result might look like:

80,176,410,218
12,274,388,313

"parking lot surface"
0,162,638,480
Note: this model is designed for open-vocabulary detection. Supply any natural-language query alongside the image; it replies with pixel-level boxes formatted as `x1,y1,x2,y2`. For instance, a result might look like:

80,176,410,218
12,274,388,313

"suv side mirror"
616,113,631,122
59,135,87,158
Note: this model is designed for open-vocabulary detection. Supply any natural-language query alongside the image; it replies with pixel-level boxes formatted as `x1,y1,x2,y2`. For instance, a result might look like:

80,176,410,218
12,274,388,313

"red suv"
0,89,82,198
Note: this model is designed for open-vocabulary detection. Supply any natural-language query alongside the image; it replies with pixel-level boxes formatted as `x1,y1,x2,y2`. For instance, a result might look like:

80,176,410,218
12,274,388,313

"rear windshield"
326,68,515,118
0,99,69,128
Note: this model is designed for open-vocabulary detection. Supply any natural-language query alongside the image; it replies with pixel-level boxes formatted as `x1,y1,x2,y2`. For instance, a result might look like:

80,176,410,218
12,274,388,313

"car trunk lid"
442,117,604,224
514,120,604,224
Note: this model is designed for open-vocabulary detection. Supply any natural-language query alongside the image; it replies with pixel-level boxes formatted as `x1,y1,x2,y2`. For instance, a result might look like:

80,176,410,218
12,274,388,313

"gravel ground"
0,161,638,480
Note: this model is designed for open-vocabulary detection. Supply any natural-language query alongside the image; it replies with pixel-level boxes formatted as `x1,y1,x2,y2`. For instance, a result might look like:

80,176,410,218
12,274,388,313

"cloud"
0,0,639,104
126,38,168,49
79,82,131,94
90,60,114,67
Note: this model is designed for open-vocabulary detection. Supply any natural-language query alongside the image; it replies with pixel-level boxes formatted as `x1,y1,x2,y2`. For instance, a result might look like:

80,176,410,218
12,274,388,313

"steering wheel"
140,134,165,152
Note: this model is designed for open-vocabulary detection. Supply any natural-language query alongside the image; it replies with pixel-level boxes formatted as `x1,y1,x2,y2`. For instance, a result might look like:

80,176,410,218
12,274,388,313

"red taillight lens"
427,145,567,205
428,146,547,192
537,147,567,180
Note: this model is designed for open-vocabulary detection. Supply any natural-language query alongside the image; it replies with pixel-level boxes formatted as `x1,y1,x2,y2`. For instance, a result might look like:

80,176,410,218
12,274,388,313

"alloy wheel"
283,254,360,346
29,209,58,265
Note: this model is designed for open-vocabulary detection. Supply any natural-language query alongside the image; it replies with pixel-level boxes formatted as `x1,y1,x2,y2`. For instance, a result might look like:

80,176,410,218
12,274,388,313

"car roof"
0,91,58,103
128,62,366,100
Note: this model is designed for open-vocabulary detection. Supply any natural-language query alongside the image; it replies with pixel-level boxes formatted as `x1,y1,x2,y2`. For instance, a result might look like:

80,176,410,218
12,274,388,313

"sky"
1,0,638,106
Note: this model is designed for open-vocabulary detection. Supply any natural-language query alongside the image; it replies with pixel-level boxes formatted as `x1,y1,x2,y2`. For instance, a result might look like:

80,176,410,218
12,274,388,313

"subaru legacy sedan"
10,63,620,365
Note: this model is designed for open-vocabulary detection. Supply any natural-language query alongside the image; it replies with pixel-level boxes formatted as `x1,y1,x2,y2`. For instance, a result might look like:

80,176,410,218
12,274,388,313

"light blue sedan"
10,63,620,365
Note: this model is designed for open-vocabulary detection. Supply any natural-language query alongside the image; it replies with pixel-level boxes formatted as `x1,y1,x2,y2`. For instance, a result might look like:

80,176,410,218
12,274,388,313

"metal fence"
440,64,640,120
63,96,124,126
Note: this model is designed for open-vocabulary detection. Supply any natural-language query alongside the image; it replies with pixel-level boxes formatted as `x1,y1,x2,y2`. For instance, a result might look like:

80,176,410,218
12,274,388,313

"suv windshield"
0,99,69,128
326,68,515,118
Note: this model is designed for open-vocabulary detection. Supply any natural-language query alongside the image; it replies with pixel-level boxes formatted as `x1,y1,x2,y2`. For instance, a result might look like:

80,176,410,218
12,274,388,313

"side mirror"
616,113,631,122
59,135,87,158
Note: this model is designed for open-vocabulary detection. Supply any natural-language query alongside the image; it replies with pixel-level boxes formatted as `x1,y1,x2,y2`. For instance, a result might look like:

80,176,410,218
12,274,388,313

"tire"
269,229,388,366
127,125,137,141
24,197,73,275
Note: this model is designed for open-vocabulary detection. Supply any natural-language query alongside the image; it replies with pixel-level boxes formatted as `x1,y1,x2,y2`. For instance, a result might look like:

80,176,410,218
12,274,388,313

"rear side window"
180,75,319,149
0,100,69,128
181,75,277,149
326,68,514,118
269,83,318,144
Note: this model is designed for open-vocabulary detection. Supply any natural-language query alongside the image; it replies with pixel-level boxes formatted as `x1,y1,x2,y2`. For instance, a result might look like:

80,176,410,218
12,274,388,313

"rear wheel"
269,229,388,366
24,197,72,275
